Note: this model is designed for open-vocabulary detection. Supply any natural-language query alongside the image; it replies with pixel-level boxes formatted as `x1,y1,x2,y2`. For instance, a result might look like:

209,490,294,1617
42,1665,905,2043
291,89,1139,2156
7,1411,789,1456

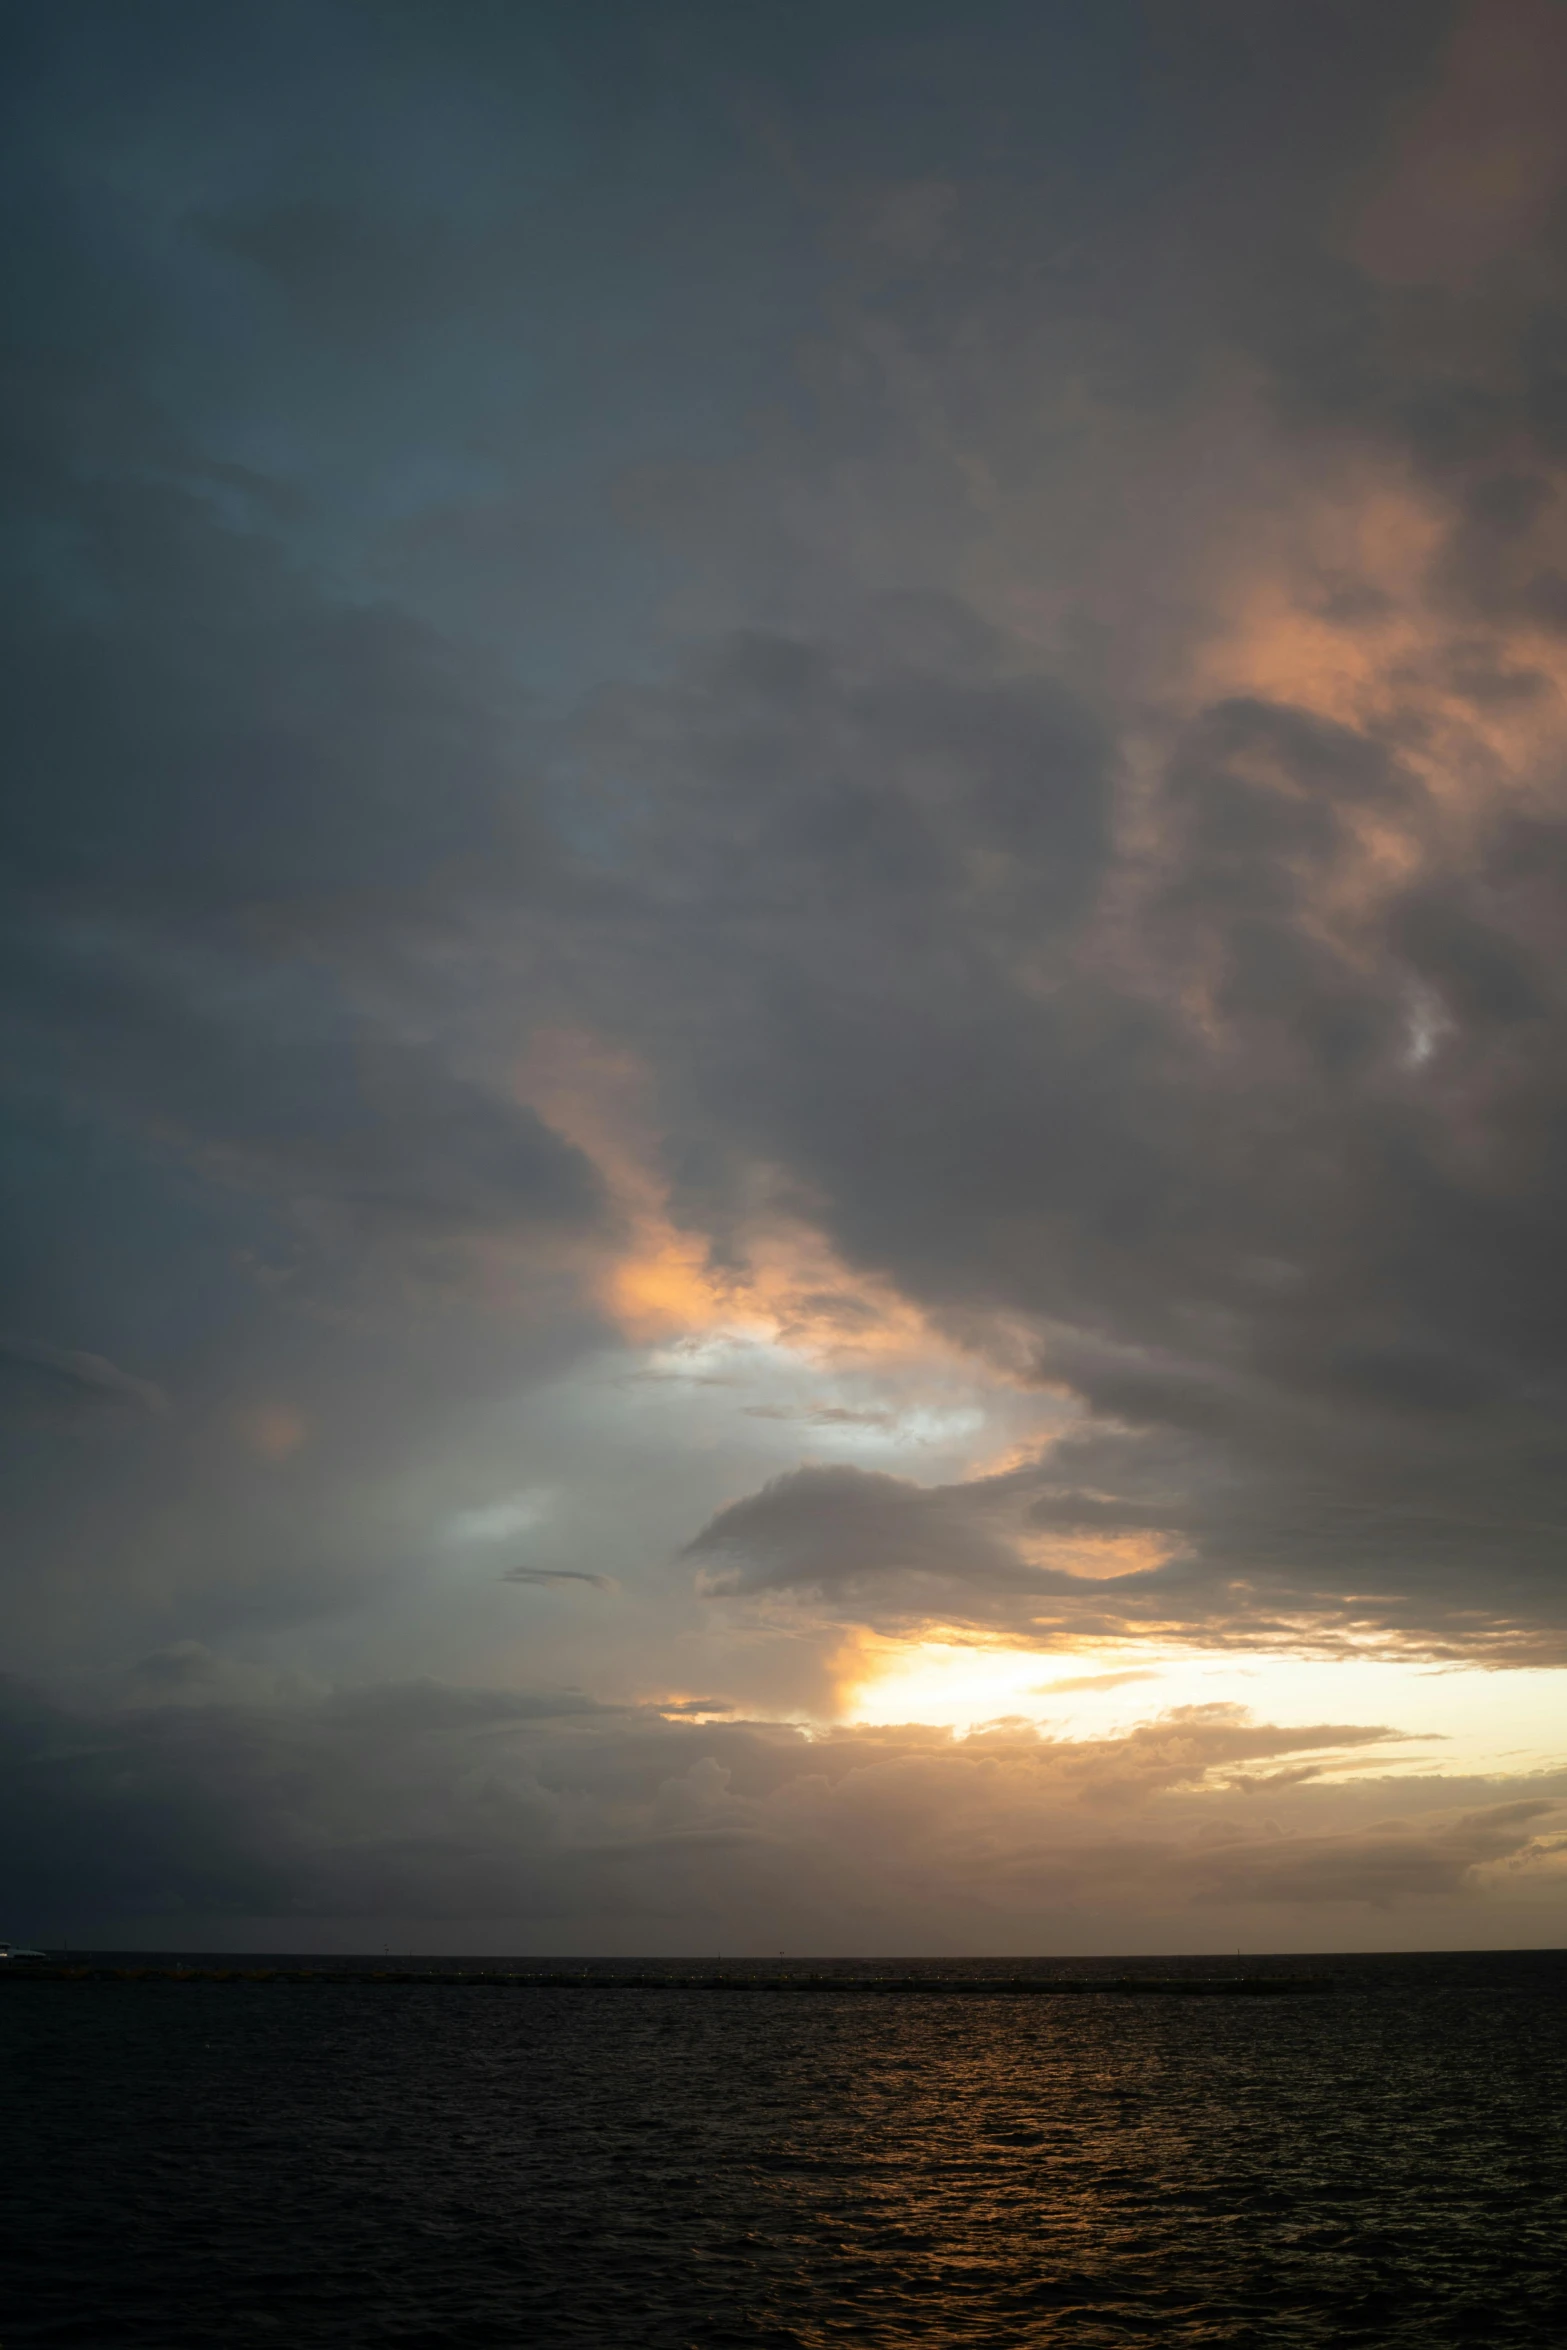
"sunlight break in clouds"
839,1641,1567,1782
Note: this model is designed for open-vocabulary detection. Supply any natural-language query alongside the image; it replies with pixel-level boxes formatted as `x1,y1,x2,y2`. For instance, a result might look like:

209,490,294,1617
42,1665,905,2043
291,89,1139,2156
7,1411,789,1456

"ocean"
4,1951,1564,2346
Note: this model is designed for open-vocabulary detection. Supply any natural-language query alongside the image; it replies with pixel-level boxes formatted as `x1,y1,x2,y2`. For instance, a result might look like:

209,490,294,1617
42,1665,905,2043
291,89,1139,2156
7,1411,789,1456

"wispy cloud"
1036,1671,1163,1697
0,1335,167,1419
502,1567,617,1592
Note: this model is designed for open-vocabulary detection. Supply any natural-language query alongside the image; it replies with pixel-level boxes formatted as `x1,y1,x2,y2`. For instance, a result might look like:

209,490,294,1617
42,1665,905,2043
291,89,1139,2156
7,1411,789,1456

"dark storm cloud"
0,59,633,1481
581,583,1567,1655
575,2,1567,1659
6,1667,1561,1946
0,1669,629,1926
567,615,1125,1296
0,918,604,1253
687,1463,1042,1604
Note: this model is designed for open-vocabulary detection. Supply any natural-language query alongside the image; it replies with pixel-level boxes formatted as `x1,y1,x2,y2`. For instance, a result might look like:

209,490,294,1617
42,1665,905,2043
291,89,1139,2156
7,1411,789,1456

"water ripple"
5,1952,1565,2345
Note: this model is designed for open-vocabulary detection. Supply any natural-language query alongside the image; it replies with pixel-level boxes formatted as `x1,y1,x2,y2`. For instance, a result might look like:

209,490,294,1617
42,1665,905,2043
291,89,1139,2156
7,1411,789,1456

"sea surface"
4,1951,1565,2347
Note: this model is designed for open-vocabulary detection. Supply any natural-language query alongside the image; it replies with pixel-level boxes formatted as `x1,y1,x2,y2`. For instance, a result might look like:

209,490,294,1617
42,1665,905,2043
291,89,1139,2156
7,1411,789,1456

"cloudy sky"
6,0,1567,1953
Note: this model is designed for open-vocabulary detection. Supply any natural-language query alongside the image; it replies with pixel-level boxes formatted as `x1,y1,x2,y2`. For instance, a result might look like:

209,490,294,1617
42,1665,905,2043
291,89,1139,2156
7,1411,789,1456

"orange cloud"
516,1024,944,1357
1019,1528,1181,1582
1160,448,1567,967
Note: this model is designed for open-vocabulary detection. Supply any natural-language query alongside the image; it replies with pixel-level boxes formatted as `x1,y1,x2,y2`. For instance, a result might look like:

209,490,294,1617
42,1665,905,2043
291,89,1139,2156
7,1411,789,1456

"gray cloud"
0,1334,167,1420
5,1670,1561,1949
580,580,1567,1657
502,1566,617,1592
1177,1801,1566,1910
687,1463,1051,1606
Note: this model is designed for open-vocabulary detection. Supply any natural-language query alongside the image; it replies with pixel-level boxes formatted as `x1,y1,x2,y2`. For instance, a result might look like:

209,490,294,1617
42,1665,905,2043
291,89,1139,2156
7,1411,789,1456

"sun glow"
841,1637,1567,1776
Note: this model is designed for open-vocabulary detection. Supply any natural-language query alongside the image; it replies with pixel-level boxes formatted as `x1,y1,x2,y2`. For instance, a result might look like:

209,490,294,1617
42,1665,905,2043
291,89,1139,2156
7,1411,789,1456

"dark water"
5,1952,1565,2346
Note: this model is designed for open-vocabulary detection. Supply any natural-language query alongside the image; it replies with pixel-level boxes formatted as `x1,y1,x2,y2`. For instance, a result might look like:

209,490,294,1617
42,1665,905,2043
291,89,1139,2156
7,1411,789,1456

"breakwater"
1,1964,1332,1993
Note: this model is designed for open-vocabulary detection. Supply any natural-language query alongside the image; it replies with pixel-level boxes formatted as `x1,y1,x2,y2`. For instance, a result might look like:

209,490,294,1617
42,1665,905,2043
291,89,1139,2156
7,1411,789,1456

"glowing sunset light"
842,1638,1567,1778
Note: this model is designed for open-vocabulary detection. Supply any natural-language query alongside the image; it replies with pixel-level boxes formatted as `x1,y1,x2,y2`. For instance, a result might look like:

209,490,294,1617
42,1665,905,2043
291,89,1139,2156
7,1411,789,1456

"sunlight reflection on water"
7,1952,1567,2346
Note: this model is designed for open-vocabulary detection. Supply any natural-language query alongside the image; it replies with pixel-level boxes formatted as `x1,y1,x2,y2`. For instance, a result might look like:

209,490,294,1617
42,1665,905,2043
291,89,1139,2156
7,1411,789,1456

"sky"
5,0,1567,1954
